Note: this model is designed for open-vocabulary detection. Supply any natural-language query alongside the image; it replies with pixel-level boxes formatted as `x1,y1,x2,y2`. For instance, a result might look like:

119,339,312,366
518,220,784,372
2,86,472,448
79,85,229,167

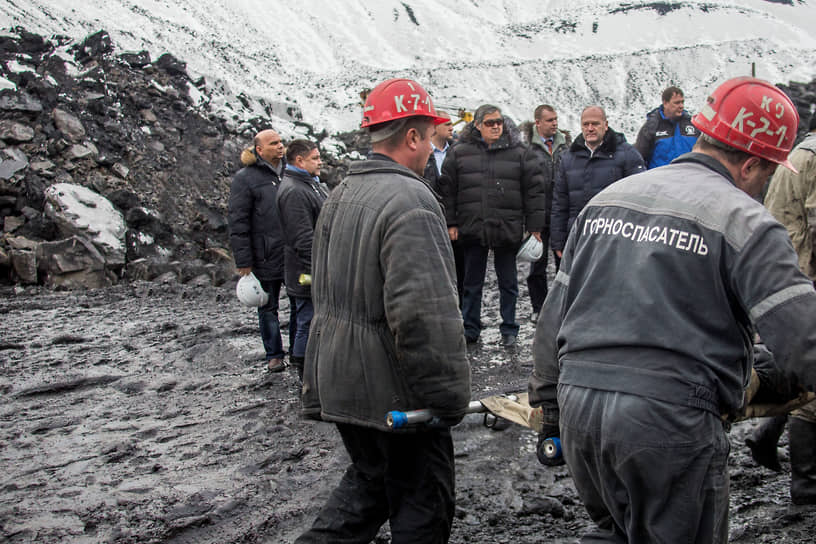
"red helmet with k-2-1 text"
361,78,448,128
692,76,800,172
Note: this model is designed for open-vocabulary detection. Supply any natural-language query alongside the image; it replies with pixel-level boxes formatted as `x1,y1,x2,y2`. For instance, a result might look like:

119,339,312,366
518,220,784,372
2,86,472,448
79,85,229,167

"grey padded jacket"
302,156,471,431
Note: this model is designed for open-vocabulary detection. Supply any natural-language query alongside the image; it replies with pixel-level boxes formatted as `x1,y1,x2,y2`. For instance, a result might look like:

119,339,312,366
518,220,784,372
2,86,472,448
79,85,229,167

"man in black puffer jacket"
439,104,547,347
275,139,328,381
550,106,646,258
228,129,294,373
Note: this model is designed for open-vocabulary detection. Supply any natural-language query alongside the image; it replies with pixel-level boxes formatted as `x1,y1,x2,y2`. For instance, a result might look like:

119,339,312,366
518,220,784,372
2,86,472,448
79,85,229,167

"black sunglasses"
482,118,504,127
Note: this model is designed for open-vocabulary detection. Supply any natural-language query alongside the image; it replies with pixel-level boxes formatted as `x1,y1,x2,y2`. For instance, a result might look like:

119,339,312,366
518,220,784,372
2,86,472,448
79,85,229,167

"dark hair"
662,86,684,103
371,116,433,150
285,139,317,163
534,104,556,120
809,113,816,132
696,133,773,169
474,104,501,124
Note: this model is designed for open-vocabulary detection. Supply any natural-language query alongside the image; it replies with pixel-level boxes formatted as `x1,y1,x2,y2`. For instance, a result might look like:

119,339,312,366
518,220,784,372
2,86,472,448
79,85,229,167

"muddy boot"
789,417,816,505
290,356,304,382
746,415,787,472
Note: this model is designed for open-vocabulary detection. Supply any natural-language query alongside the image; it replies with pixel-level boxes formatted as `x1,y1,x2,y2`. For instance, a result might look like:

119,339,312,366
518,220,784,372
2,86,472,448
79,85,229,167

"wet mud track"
1,274,814,543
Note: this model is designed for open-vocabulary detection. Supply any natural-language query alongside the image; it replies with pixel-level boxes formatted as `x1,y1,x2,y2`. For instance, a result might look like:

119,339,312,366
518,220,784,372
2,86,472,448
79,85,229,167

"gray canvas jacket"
529,152,816,423
302,156,471,431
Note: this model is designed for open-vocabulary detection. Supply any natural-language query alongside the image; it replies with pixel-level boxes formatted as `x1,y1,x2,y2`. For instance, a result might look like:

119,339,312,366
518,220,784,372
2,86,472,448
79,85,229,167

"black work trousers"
295,423,456,544
790,416,816,505
526,248,549,314
560,385,730,543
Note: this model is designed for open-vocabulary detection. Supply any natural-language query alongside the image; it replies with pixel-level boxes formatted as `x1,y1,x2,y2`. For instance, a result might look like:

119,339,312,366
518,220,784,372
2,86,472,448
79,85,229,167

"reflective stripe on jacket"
530,152,816,421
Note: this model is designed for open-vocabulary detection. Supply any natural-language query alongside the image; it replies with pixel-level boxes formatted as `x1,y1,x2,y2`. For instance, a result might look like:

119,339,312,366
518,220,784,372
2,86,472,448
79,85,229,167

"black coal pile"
0,28,360,290
0,26,814,292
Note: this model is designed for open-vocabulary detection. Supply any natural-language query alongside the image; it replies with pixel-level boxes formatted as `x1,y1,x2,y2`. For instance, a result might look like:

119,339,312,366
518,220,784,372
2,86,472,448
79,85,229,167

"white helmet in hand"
517,234,543,262
236,272,269,307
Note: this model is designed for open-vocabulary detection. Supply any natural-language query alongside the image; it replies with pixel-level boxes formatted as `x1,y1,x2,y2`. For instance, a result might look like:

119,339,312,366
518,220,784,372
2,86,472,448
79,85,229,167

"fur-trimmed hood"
240,147,257,166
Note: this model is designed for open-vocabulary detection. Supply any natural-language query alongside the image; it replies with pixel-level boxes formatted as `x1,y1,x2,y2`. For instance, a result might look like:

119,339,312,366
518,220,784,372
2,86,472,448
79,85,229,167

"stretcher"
386,392,544,433
386,392,554,463
387,369,816,431
385,370,816,464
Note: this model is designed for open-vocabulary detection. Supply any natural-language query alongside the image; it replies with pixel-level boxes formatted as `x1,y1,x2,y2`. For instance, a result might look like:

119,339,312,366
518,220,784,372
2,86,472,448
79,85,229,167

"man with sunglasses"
439,104,546,347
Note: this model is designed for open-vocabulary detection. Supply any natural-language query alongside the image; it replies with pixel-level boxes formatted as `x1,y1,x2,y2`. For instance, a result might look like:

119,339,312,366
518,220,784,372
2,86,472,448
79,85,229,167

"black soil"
1,268,815,543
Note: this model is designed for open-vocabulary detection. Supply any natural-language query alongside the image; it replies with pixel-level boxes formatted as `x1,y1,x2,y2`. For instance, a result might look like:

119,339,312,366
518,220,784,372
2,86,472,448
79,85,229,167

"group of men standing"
228,83,700,366
227,76,816,544
432,86,698,343
228,130,328,378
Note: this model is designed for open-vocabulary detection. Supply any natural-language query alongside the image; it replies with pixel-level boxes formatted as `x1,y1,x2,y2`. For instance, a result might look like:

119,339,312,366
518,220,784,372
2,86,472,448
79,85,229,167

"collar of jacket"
256,156,285,178
531,129,568,152
285,164,319,182
647,105,692,123
798,132,816,153
350,153,427,182
671,151,735,185
571,128,624,155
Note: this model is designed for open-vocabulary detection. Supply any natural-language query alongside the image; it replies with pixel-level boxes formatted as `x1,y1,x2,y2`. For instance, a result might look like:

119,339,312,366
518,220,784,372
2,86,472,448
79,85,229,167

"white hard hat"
516,234,543,262
236,272,269,307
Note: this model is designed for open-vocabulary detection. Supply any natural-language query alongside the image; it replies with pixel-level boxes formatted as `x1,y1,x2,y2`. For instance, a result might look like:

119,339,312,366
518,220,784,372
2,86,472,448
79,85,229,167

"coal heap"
0,28,358,289
0,27,813,289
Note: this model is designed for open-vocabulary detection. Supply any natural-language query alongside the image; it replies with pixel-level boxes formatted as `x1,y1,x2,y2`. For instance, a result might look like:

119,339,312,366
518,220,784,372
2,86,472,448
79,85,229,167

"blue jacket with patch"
634,106,699,169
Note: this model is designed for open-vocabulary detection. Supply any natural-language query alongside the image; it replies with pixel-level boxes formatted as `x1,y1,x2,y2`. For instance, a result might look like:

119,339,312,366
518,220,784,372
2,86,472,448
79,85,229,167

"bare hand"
237,267,252,276
448,227,459,241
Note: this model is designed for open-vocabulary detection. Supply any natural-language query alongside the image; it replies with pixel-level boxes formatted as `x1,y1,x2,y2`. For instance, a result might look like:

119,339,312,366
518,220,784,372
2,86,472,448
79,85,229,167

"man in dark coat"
297,77,470,544
423,110,464,303
423,110,453,192
524,104,571,322
439,104,547,347
275,139,328,381
550,106,646,258
228,129,293,373
635,86,700,169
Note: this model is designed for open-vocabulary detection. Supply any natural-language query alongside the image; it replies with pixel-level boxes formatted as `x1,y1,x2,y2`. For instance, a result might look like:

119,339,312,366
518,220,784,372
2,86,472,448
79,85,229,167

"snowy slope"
1,0,814,141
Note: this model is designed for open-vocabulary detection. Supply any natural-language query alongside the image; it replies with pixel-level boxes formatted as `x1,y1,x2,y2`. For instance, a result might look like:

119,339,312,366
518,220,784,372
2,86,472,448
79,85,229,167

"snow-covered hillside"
1,0,815,141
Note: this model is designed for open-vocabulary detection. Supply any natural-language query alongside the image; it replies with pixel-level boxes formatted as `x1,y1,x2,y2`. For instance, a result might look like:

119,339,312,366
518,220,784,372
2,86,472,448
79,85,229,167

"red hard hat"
361,78,448,128
692,76,799,172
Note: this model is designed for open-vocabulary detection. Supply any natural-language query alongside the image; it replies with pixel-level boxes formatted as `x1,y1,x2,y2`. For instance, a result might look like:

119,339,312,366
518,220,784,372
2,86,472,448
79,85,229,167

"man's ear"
405,127,420,151
739,156,763,178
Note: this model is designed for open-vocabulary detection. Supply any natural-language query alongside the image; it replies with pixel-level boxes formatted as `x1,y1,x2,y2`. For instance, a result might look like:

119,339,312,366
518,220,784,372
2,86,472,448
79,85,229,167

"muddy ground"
1,265,815,543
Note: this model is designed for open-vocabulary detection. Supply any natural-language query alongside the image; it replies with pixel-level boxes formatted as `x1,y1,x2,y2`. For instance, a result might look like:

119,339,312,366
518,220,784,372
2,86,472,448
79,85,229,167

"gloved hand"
536,424,565,466
752,343,802,404
425,413,465,429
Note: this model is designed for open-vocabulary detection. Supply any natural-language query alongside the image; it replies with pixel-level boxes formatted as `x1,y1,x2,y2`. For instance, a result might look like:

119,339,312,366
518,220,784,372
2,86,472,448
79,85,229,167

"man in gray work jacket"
297,78,470,544
529,77,816,543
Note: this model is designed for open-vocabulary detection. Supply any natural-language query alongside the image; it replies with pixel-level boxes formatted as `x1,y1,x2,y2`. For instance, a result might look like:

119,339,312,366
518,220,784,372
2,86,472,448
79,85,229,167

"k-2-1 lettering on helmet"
361,78,449,128
236,272,269,307
692,76,800,172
